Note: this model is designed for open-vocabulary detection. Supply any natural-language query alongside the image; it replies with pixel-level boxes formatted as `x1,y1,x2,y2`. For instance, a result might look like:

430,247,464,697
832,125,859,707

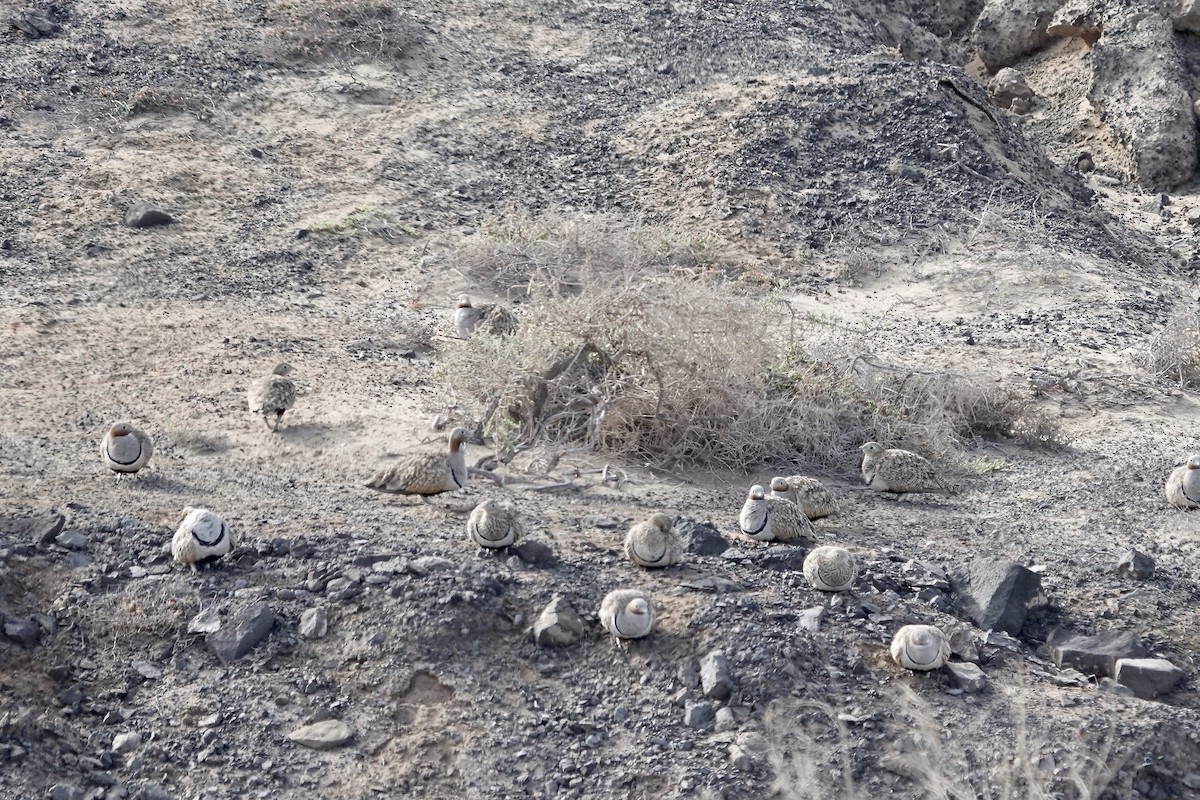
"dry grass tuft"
88,580,203,640
765,686,1138,800
434,215,1061,472
1141,304,1200,387
264,0,425,65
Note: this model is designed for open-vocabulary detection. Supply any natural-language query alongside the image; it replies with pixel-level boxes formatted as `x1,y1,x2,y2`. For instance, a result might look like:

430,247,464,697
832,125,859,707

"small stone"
683,700,715,729
948,628,980,663
612,705,629,723
1113,658,1185,700
132,661,161,680
532,596,584,647
287,719,354,750
1047,629,1147,678
1115,549,1154,580
124,202,173,228
60,684,84,706
714,707,736,732
512,541,556,566
131,782,171,800
699,651,734,702
409,556,455,574
757,545,808,572
797,606,825,632
207,602,275,665
54,530,88,550
111,732,142,753
0,509,65,545
3,616,40,646
48,784,84,800
729,743,752,771
187,609,221,635
944,661,988,693
673,517,729,556
299,607,328,638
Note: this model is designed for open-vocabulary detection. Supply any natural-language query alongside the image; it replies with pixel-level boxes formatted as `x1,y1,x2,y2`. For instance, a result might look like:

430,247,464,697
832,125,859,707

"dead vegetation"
262,0,425,65
434,215,1061,472
1141,304,1200,387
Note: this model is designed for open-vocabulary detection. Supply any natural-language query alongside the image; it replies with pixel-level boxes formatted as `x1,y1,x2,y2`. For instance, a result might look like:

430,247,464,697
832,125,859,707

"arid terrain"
3,1,1200,798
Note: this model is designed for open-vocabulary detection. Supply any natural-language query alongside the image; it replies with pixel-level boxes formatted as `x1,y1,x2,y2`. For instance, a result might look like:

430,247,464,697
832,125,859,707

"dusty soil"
2,1,1200,799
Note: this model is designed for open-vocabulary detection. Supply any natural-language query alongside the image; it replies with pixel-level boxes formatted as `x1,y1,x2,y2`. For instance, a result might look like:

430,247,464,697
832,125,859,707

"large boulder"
949,557,1041,636
972,0,1060,70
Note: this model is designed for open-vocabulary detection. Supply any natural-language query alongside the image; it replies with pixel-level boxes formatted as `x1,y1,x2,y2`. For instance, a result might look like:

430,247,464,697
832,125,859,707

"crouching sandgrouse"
624,513,683,568
366,427,469,502
803,545,858,592
769,475,838,520
467,499,523,548
859,442,954,495
1165,454,1200,509
599,589,655,643
172,507,234,571
890,624,951,671
247,363,297,432
738,485,814,543
101,421,153,480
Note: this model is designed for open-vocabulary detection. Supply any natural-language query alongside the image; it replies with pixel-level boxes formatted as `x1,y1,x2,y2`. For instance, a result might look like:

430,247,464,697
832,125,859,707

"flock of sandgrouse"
96,301,1200,671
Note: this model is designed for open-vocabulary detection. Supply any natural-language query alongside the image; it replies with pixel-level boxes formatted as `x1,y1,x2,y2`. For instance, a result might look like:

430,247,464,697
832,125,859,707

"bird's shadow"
276,422,338,441
132,473,191,494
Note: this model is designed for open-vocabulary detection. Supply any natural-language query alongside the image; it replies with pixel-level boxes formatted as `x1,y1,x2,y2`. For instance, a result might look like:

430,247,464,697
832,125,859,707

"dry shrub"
764,687,1138,799
435,218,1060,471
1141,304,1200,387
88,580,202,640
263,0,424,65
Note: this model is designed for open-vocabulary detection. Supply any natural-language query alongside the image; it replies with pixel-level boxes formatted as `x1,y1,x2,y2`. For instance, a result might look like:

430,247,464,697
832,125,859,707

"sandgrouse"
769,475,838,519
366,427,469,502
738,484,814,543
599,589,655,643
1165,454,1200,509
467,499,523,548
859,442,954,495
803,545,858,592
101,421,153,479
171,507,234,571
890,624,951,671
247,363,297,432
624,513,683,568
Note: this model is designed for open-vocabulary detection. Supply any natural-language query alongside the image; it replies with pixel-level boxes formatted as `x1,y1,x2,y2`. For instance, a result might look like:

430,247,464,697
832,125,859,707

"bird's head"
272,363,294,376
1187,454,1200,470
860,442,884,455
747,484,766,501
626,598,649,618
769,476,790,493
109,421,134,436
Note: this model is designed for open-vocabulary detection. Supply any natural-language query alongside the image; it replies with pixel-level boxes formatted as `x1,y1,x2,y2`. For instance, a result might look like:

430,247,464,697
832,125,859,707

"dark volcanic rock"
1047,628,1147,677
1116,548,1155,580
700,650,734,701
512,541,556,566
1,509,65,545
3,615,40,646
1113,657,1185,699
207,602,275,664
532,596,583,647
949,557,1041,635
124,202,174,229
674,517,729,556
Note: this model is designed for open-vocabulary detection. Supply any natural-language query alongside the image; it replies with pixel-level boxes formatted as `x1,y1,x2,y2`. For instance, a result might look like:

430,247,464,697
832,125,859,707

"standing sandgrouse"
454,295,482,338
890,624,952,671
171,507,234,571
738,485,814,543
1165,454,1200,509
624,513,682,568
599,589,655,642
101,421,153,479
247,363,297,432
366,427,469,502
859,442,954,495
769,475,838,520
467,499,523,548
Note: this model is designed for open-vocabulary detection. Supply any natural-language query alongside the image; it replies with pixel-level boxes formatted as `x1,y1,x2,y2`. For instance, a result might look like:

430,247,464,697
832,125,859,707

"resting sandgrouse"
890,624,951,671
738,484,814,543
467,499,523,548
172,507,234,571
802,545,858,591
366,427,469,501
599,589,655,642
101,421,153,479
624,513,682,568
1165,454,1200,509
769,475,838,519
859,442,954,495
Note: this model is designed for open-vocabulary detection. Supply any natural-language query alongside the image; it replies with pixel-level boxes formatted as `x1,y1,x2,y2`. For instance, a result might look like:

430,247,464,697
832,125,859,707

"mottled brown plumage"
624,513,682,568
890,624,951,671
247,363,297,432
738,484,814,543
599,589,655,641
467,499,523,548
859,442,954,495
769,475,838,519
366,427,469,500
802,545,857,591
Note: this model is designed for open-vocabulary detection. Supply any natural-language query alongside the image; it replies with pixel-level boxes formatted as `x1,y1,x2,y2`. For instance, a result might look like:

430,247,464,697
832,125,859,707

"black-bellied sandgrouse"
366,427,469,502
769,475,838,519
890,624,951,671
1165,454,1200,509
467,499,523,548
624,513,682,568
247,363,297,432
101,421,153,479
859,442,954,495
802,545,858,591
599,589,655,642
171,507,234,571
738,484,814,543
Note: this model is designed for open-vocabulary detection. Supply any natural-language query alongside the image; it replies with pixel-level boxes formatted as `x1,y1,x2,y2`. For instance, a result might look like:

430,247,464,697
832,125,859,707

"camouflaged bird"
467,499,523,548
247,363,297,432
454,295,518,338
366,427,469,501
803,545,858,592
769,475,838,519
890,624,951,671
599,589,655,642
859,442,954,495
172,507,234,571
624,513,683,568
1165,454,1200,509
738,484,814,543
101,421,153,479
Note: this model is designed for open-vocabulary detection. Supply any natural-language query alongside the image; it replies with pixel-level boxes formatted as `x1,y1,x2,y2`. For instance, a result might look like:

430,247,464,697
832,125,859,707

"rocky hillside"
2,1,1200,799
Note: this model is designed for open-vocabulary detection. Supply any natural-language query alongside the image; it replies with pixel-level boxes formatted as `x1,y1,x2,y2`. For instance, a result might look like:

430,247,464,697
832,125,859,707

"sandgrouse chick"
1165,454,1200,509
101,421,153,479
467,499,523,548
599,589,655,642
624,513,683,568
890,624,951,671
171,507,234,571
769,475,838,520
803,545,858,591
247,363,297,432
738,484,814,543
859,442,954,495
366,427,469,502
